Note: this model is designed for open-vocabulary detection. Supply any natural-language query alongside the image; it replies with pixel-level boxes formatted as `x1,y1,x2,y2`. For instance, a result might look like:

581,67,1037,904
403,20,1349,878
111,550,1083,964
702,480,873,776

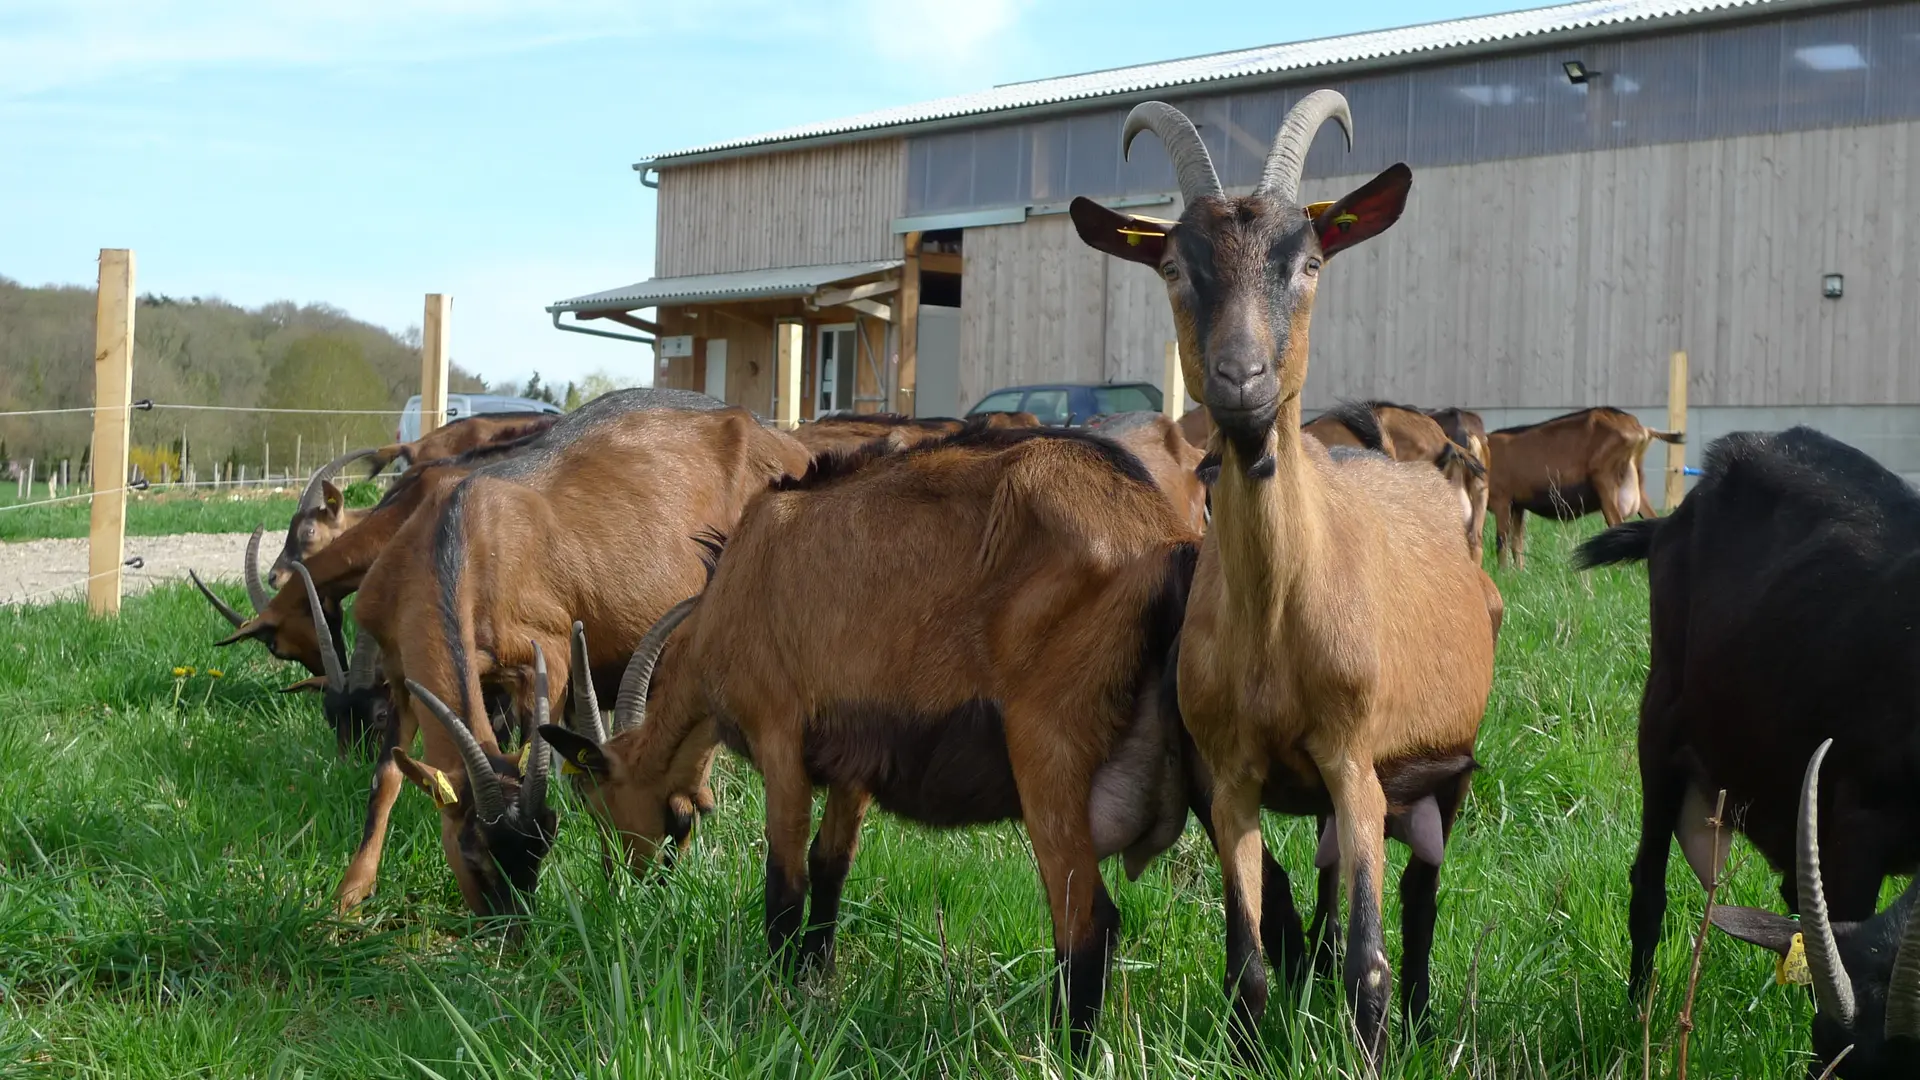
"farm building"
548,0,1920,485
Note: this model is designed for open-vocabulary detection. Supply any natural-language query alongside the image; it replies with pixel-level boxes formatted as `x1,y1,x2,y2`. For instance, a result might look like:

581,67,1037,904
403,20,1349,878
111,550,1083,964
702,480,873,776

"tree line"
0,277,637,482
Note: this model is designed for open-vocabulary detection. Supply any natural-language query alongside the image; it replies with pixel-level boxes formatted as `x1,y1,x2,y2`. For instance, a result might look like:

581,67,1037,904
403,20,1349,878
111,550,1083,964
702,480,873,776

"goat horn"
1254,89,1353,205
188,570,246,628
243,525,272,613
612,597,698,736
1122,101,1222,207
291,562,345,693
345,627,382,692
569,621,608,745
1797,738,1857,1027
519,641,553,821
299,448,378,512
1888,884,1920,1037
405,678,507,824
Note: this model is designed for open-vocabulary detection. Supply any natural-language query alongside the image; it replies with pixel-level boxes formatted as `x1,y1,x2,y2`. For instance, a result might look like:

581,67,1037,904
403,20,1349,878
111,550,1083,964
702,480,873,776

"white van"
395,394,564,443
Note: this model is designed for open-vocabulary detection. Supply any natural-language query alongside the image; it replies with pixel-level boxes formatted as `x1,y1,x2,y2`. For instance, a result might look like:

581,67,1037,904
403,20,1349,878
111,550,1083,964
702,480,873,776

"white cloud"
859,0,1031,68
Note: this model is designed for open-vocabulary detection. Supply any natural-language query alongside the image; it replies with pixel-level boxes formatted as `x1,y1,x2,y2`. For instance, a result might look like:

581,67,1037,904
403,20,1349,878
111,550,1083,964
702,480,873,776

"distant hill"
0,276,487,477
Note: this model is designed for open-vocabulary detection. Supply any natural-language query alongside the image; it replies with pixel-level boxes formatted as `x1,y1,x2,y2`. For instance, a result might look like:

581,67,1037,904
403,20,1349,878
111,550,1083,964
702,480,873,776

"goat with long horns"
1072,92,1501,1065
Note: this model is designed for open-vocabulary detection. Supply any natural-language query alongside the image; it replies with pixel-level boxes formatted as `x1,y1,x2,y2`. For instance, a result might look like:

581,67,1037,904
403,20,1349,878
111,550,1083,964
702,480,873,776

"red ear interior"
1315,163,1412,259
1070,196,1171,266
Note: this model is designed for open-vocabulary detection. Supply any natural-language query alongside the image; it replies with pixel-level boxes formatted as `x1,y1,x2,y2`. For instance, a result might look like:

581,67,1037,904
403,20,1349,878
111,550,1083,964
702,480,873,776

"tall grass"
0,522,1834,1077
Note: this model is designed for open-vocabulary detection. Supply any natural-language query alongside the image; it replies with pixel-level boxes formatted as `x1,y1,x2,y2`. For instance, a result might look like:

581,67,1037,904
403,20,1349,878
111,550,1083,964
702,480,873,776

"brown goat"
1486,406,1681,568
1073,93,1499,1062
537,421,1201,1055
1086,410,1210,532
268,415,556,589
1427,407,1492,563
1304,401,1486,559
337,389,808,916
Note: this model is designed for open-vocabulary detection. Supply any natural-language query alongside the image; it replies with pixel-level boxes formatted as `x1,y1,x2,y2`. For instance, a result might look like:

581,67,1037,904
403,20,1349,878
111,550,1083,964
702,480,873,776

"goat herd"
185,93,1919,1078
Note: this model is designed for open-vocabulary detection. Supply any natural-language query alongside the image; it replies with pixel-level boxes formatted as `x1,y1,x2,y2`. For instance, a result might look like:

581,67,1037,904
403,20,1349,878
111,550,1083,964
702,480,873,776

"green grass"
0,481,381,542
0,521,1840,1077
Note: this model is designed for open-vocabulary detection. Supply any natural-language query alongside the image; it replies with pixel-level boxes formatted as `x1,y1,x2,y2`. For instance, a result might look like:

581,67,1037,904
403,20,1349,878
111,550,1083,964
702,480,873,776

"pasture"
0,517,1839,1078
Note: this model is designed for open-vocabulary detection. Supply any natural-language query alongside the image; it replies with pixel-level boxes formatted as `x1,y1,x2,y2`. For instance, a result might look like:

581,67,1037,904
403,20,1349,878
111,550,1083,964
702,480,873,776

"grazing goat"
268,415,555,589
1304,401,1486,558
1087,410,1210,532
337,388,807,916
1071,92,1499,1062
1573,427,1920,1052
1711,743,1920,1080
1427,407,1492,562
790,411,1039,461
1488,406,1680,568
537,420,1201,1055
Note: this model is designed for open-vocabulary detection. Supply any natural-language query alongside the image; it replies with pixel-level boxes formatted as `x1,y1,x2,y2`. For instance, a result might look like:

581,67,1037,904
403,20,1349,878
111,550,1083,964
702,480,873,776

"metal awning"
548,259,903,314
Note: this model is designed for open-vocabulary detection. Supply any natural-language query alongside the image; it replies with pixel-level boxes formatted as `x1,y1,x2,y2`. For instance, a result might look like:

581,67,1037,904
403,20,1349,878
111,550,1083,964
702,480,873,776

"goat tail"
362,442,412,477
1574,517,1660,569
1647,428,1685,445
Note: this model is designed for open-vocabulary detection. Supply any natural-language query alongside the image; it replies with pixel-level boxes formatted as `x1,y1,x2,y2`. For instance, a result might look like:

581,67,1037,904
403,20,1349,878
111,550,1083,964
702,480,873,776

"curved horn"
189,570,246,628
345,627,382,692
243,525,272,613
1797,739,1857,1027
569,621,608,745
612,597,698,736
1254,89,1354,205
1122,101,1222,206
299,448,378,512
291,562,345,692
405,678,507,824
1889,902,1920,1039
519,641,552,820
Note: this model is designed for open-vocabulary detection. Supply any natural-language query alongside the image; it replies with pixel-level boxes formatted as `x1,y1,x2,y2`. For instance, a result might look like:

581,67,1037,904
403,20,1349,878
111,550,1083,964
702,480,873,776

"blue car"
965,382,1164,427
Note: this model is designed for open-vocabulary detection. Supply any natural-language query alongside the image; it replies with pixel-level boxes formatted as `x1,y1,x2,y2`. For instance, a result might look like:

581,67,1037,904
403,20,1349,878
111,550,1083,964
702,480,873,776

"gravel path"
1,531,258,607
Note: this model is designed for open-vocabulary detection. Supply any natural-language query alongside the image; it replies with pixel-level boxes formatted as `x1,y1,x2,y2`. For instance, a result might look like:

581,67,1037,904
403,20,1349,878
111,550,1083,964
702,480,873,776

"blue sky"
1,0,1522,389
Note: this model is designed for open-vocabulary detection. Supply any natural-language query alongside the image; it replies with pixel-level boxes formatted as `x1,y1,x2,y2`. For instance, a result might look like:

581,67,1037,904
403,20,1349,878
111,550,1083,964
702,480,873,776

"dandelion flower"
171,666,189,677
207,669,224,678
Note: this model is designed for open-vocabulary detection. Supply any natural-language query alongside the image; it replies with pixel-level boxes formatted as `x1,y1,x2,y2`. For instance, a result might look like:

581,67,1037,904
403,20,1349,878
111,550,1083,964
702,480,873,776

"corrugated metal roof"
641,0,1835,165
547,259,903,312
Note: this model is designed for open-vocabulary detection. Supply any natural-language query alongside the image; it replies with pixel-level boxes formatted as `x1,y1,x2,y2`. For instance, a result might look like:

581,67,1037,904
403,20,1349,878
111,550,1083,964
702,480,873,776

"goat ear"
279,675,328,694
1709,906,1801,955
321,481,344,517
538,724,610,777
1070,196,1170,266
392,749,461,809
1312,163,1411,259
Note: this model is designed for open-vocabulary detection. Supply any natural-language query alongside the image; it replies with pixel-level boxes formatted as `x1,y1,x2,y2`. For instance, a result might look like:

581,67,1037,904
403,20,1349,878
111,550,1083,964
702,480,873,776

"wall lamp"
1563,60,1595,85
1823,273,1844,299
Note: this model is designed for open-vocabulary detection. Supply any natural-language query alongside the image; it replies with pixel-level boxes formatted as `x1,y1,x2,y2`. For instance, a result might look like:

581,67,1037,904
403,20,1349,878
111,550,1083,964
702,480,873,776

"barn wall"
961,118,1920,412
655,140,908,277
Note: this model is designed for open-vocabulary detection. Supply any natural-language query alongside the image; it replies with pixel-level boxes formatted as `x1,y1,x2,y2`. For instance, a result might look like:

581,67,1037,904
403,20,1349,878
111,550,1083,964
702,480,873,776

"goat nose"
1214,356,1267,386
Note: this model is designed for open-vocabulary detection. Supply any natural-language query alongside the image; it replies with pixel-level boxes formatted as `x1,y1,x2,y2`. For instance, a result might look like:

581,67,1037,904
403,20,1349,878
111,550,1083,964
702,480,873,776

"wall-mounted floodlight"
1563,60,1593,85
1823,273,1844,299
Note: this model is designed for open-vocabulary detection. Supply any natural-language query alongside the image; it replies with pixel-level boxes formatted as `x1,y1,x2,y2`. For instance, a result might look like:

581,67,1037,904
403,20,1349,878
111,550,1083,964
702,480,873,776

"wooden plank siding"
959,119,1920,410
649,300,894,421
655,140,908,277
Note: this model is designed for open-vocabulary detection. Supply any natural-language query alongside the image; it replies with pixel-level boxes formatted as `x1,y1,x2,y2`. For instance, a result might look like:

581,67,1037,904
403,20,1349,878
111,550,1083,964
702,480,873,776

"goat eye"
1160,263,1180,282
1304,257,1322,275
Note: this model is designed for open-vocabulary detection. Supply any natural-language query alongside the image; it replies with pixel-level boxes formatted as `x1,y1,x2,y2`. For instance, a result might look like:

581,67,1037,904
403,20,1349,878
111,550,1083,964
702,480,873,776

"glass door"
816,324,856,416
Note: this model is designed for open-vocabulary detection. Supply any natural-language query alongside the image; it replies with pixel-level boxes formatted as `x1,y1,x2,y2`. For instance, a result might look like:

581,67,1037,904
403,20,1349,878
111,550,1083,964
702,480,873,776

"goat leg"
759,738,815,979
1209,777,1271,1056
799,784,871,976
1323,750,1392,1067
1628,749,1686,1001
1020,784,1116,1060
1398,774,1469,1041
1307,816,1343,981
333,702,414,912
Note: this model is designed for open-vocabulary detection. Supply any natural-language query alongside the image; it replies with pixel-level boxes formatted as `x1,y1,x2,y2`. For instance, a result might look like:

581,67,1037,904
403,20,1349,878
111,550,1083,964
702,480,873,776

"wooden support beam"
919,251,962,275
894,231,922,414
843,298,891,322
1665,349,1688,511
811,278,899,309
421,294,451,436
580,309,664,334
88,249,134,616
776,321,803,430
1163,342,1184,420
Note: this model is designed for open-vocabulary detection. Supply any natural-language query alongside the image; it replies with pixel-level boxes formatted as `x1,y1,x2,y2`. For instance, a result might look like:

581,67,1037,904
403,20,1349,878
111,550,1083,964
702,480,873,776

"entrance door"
914,305,961,418
703,339,727,401
816,324,856,416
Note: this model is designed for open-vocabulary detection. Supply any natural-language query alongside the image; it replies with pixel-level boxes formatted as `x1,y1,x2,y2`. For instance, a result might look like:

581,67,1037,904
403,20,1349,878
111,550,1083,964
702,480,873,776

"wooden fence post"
893,232,922,415
1665,350,1688,512
1163,342,1184,420
776,321,803,430
421,293,451,436
88,249,134,616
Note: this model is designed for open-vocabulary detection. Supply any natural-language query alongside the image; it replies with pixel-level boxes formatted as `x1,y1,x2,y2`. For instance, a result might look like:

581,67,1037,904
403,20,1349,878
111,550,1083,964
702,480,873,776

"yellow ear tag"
429,771,459,810
1777,932,1811,986
1334,212,1359,231
562,759,585,777
516,743,530,773
1304,200,1335,219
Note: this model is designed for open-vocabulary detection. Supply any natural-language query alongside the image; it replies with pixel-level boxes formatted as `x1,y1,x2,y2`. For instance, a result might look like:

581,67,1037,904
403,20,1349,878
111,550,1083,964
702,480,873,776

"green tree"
562,381,582,411
520,371,559,406
260,334,397,456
